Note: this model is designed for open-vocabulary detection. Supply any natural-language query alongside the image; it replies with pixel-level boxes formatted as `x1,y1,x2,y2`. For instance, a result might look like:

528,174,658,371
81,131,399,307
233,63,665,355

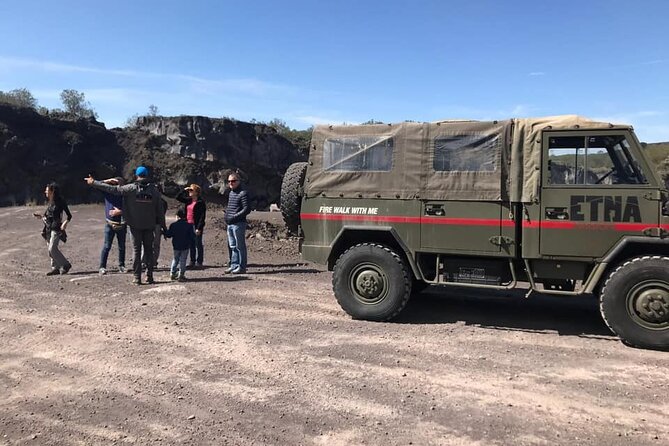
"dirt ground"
0,205,667,446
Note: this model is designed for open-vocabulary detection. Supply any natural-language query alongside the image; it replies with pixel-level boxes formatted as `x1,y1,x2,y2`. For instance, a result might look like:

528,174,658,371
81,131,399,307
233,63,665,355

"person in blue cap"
85,166,166,285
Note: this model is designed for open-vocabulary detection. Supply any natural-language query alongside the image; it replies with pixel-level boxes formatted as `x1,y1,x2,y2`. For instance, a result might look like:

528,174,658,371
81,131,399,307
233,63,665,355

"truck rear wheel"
599,256,669,350
280,162,308,234
332,243,412,321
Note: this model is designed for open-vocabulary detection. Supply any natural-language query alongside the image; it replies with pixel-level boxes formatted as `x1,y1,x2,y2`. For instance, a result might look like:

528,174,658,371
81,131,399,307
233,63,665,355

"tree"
268,118,290,135
124,113,140,128
0,88,38,109
60,89,97,119
361,119,384,125
148,104,159,116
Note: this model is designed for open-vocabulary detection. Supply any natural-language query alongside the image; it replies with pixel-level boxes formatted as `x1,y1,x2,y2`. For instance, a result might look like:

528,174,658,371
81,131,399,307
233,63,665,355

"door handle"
425,204,445,216
545,207,569,220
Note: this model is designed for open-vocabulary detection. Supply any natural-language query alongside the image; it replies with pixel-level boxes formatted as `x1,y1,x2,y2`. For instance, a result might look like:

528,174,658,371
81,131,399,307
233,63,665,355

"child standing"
164,208,195,281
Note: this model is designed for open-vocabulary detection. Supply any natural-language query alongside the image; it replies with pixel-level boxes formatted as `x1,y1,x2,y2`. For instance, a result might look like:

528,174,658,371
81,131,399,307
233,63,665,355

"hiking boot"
170,273,178,281
132,277,142,285
231,267,246,274
46,269,60,276
61,263,72,274
177,276,187,282
118,265,126,274
99,267,107,276
146,276,155,284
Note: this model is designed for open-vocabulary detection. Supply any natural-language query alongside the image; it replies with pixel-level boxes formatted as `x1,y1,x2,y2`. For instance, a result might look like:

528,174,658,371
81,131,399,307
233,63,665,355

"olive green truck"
280,115,669,350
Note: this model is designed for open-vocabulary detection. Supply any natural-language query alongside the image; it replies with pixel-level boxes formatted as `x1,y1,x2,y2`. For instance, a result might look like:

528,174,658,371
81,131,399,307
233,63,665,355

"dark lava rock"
0,105,306,209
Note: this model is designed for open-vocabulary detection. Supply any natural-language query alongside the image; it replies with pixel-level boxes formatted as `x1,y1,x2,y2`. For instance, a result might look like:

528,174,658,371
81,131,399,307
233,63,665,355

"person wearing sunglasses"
223,172,250,274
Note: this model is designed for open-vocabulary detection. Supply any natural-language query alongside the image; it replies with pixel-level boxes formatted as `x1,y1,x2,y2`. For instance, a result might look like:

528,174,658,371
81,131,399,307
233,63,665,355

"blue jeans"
190,231,204,265
100,223,126,269
227,222,247,270
171,249,189,277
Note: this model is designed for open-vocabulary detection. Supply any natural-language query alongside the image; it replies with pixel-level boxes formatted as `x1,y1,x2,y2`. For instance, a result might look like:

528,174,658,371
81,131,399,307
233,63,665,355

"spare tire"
280,162,308,234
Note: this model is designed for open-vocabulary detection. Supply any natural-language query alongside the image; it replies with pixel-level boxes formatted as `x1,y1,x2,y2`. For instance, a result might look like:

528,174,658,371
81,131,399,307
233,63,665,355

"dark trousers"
131,227,154,279
190,231,204,265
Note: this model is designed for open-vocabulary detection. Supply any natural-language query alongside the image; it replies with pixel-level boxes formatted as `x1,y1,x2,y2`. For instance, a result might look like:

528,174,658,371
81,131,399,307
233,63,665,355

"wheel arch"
594,236,669,293
327,226,419,278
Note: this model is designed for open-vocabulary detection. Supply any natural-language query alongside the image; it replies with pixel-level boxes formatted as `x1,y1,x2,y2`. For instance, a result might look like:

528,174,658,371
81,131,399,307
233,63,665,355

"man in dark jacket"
176,183,207,267
85,166,166,285
224,172,250,274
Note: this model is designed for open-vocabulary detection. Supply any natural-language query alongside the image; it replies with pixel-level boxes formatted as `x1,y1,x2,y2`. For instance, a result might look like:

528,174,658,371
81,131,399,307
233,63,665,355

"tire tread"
599,255,669,350
332,243,411,321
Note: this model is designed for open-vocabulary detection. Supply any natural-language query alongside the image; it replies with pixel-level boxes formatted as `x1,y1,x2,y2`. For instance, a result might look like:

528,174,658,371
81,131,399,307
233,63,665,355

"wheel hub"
355,270,383,299
634,288,669,324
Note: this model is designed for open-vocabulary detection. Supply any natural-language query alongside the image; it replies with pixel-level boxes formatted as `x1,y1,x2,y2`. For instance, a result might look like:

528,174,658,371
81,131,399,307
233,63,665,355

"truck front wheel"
599,256,669,350
333,243,412,321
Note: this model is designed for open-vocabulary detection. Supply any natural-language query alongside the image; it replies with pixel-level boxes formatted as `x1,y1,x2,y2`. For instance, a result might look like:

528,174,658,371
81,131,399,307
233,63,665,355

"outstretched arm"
85,175,135,196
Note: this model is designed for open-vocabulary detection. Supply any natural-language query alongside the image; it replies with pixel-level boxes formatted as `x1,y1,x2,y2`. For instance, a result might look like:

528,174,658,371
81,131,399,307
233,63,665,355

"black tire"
280,162,308,234
599,256,669,350
332,243,412,321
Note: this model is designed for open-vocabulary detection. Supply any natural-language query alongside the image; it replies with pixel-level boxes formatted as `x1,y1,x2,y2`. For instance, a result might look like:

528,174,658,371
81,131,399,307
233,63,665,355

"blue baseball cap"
135,166,149,177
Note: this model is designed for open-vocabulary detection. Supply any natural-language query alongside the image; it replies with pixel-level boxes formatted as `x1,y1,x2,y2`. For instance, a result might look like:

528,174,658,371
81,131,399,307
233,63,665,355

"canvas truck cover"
305,115,633,203
510,115,631,202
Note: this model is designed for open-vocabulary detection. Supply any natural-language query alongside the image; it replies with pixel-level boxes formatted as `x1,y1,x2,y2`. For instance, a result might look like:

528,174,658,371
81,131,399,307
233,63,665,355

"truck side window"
323,136,394,172
433,133,499,172
547,135,646,185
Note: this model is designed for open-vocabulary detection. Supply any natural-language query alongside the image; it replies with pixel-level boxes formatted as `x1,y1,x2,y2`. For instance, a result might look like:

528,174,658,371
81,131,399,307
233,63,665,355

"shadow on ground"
395,286,614,339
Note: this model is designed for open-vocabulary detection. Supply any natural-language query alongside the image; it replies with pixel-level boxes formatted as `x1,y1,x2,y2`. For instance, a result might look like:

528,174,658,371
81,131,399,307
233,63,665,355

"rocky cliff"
0,104,125,206
0,105,306,208
121,116,304,208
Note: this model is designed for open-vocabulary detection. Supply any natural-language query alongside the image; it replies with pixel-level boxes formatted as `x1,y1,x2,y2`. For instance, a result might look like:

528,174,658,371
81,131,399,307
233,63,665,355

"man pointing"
85,166,166,285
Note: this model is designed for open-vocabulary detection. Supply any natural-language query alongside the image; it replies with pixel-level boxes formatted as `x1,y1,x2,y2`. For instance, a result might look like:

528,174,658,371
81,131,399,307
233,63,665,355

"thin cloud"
593,110,664,124
0,55,295,97
295,115,359,126
641,59,668,65
593,111,668,142
180,75,296,97
509,104,532,116
0,56,141,77
528,72,545,76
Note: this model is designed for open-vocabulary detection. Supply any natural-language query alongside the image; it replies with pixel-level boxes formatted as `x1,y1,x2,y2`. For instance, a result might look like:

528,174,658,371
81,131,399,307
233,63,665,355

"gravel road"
0,205,667,445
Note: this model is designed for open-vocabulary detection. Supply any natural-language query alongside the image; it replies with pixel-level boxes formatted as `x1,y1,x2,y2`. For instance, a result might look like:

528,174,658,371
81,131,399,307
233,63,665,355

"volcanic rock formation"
0,104,305,208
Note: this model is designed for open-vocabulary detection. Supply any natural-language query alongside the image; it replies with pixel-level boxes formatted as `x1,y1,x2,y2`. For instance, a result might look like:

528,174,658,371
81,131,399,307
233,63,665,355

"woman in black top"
33,182,72,275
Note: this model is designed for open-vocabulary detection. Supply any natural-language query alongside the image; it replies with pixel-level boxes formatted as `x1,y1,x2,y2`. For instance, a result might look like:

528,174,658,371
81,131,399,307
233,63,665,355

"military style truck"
280,116,669,350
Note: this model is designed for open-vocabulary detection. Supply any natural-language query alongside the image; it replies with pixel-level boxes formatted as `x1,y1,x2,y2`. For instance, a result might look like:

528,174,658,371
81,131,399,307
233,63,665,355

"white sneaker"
99,267,107,276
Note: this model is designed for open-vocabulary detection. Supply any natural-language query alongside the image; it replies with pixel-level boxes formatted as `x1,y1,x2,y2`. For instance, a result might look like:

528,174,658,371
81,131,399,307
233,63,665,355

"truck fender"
328,225,421,279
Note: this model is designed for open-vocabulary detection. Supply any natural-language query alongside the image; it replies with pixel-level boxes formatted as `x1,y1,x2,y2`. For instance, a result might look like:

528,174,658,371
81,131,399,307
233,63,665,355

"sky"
0,0,668,141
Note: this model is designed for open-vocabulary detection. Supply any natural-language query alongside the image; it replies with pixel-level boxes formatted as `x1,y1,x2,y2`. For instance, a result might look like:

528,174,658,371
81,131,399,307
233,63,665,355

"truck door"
420,201,505,253
540,131,659,258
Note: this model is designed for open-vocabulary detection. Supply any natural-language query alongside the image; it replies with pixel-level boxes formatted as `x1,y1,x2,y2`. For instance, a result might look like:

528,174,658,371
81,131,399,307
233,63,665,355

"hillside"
0,104,306,208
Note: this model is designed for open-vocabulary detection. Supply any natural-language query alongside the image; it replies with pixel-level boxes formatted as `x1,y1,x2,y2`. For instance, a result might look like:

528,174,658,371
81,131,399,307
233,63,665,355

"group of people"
35,166,250,285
